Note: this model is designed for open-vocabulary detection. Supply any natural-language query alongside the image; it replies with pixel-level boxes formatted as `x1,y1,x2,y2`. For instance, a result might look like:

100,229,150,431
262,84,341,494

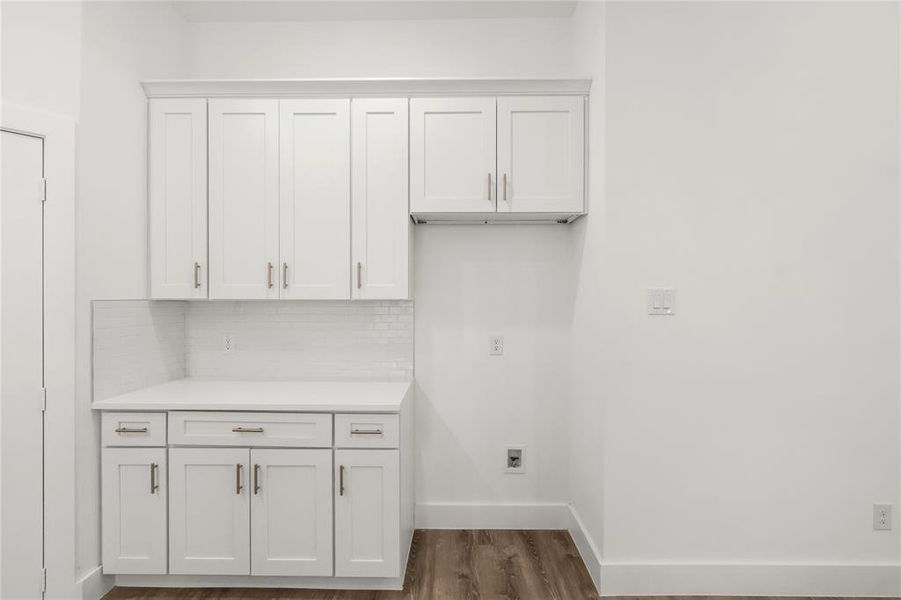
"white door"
497,96,584,213
101,448,167,574
410,97,496,213
334,450,400,578
351,99,409,300
209,99,279,299
1,129,44,599
279,99,350,299
149,99,208,299
250,449,332,576
169,448,250,575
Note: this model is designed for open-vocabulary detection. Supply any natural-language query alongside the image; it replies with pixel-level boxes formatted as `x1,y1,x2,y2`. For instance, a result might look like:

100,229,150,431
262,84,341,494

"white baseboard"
77,565,114,600
566,504,601,595
414,502,569,529
600,563,901,596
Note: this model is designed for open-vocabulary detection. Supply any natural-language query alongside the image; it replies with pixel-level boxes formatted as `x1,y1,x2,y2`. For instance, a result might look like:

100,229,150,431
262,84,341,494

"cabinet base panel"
114,575,404,591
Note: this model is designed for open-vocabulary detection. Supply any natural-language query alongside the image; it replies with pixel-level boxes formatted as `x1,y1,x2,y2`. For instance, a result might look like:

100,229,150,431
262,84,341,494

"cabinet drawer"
168,412,332,448
102,412,167,447
334,413,399,448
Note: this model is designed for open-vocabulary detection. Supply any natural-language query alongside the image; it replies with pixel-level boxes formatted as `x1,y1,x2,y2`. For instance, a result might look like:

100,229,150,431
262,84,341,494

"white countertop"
91,378,412,413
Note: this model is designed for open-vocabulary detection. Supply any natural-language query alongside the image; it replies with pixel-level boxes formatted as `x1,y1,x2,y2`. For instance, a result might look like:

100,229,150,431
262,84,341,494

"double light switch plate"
647,288,675,315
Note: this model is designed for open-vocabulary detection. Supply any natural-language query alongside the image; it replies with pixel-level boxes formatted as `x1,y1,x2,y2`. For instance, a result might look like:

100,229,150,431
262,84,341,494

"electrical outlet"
223,334,235,353
875,504,892,530
505,446,525,473
489,335,504,356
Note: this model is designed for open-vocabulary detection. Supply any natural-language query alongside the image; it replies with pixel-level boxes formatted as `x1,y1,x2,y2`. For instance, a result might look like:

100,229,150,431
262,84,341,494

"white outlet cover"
223,334,235,353
875,503,892,530
489,335,504,356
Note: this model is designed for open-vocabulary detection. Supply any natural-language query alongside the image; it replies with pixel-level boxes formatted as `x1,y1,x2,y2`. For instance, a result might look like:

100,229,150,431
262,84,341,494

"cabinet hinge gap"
39,178,46,203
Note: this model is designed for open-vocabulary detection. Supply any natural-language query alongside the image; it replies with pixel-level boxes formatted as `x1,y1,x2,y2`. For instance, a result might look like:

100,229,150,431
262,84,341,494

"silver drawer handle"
115,427,148,434
232,426,264,433
350,428,383,435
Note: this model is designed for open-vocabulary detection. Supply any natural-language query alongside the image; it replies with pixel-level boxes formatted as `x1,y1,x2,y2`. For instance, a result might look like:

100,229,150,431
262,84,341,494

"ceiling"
172,0,578,23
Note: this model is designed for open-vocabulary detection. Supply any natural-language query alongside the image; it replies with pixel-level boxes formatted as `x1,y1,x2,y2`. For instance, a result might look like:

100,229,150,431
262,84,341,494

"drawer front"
334,413,399,449
102,412,167,447
168,412,332,448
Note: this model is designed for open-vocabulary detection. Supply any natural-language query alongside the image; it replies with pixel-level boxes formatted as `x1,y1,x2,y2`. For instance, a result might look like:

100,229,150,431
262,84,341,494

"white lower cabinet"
169,447,251,575
102,448,168,574
101,405,413,585
250,449,333,576
334,449,401,578
169,447,334,577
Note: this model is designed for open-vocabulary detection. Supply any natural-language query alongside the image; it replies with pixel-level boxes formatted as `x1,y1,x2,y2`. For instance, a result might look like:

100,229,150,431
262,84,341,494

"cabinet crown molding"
140,78,592,98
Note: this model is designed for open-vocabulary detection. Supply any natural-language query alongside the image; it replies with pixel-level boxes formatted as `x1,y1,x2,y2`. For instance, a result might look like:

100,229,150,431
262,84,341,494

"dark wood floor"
102,529,598,600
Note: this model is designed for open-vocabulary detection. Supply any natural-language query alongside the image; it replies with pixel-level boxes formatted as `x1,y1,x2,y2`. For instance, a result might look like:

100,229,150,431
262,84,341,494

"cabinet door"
149,99,208,299
410,97,496,213
102,448,167,574
209,99,279,299
250,449,333,576
352,99,409,300
497,96,584,213
169,448,250,575
279,99,350,299
334,450,400,577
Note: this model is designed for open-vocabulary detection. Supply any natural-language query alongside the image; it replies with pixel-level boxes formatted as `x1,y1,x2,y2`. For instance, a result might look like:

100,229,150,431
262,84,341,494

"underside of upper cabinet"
145,79,590,300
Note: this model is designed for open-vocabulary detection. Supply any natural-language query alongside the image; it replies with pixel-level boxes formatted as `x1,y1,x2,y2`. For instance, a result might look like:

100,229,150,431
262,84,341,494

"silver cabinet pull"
488,173,492,200
356,262,362,290
267,262,274,288
339,465,345,496
150,463,159,494
253,464,261,495
503,173,508,201
193,262,201,289
115,426,148,434
236,464,243,495
232,426,264,433
282,263,288,289
350,428,384,435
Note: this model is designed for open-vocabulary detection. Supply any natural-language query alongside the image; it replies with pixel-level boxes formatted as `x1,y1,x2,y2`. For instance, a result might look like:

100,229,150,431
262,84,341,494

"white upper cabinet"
280,100,351,299
102,448,167,574
169,447,251,575
497,96,585,214
250,449,333,576
409,97,497,213
352,99,410,300
149,99,208,299
209,99,280,299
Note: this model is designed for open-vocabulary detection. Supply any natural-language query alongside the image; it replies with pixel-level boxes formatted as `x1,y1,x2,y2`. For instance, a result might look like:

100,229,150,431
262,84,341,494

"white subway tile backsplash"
92,300,413,396
92,300,186,401
184,301,413,381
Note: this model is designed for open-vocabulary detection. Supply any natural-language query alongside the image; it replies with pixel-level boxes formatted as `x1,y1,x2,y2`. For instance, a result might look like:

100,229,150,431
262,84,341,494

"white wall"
567,0,606,586
187,17,574,79
414,227,573,520
568,1,900,594
0,1,83,120
75,0,188,585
